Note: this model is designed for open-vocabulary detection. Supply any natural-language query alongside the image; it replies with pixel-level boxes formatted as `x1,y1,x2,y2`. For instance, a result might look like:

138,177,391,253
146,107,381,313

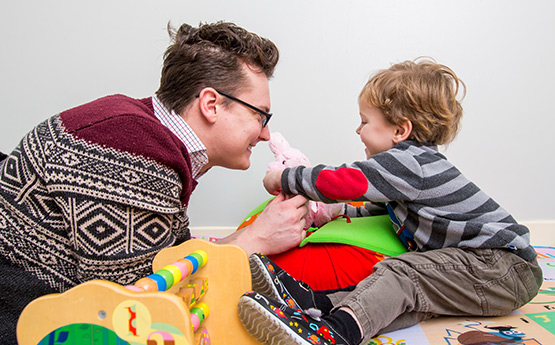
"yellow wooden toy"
17,239,261,345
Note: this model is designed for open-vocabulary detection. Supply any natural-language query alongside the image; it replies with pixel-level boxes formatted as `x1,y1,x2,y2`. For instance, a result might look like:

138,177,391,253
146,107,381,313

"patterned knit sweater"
0,95,195,341
282,140,535,261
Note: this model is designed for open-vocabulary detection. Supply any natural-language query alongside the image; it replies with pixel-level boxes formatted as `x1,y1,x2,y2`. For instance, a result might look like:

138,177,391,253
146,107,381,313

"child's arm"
279,157,421,204
282,164,372,203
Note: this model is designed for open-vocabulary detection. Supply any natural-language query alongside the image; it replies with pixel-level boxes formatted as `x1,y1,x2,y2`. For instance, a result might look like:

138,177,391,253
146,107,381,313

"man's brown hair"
156,21,279,115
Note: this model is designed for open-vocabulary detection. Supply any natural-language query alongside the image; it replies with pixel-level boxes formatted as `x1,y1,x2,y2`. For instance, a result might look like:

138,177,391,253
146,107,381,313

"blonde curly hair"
360,57,465,145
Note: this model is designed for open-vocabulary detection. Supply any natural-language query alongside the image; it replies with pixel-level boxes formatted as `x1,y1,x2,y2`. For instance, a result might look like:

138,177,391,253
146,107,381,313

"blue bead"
186,255,199,274
147,273,167,291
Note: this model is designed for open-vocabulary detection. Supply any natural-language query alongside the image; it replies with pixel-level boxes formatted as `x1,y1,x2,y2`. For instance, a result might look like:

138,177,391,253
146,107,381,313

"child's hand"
263,169,284,195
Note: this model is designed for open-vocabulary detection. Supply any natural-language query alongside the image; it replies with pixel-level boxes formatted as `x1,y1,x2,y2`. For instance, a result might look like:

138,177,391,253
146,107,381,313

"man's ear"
197,88,219,124
393,118,412,143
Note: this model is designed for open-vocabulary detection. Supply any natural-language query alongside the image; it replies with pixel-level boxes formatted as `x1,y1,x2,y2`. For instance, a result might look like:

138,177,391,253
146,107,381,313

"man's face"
211,66,271,170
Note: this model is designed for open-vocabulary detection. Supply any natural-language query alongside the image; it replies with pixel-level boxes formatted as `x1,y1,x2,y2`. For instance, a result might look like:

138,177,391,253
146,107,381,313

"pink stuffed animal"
267,132,342,229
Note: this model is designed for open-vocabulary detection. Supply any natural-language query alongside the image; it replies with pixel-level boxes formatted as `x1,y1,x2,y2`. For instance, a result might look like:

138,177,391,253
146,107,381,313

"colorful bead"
194,250,208,267
156,269,174,290
131,249,209,294
190,307,205,322
124,285,144,293
190,312,201,331
176,258,194,277
186,255,199,274
163,264,183,283
189,252,204,267
172,260,190,280
134,277,158,292
147,273,167,292
195,302,210,318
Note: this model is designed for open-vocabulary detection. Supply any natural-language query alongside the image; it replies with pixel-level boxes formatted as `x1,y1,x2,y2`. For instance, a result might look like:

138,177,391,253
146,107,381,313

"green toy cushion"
300,214,408,257
238,197,408,257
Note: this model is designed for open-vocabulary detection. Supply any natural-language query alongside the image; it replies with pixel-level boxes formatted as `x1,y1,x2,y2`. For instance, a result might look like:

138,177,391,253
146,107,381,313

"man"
0,21,308,343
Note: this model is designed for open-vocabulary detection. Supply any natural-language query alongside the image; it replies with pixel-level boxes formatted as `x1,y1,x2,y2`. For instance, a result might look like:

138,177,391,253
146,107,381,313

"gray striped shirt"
282,141,535,260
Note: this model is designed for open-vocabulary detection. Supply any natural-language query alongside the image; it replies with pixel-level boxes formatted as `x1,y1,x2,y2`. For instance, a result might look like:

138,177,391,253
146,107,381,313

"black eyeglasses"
215,89,272,127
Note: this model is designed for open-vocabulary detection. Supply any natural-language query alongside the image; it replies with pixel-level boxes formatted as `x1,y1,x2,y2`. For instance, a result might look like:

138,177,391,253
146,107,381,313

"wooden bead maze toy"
17,239,261,345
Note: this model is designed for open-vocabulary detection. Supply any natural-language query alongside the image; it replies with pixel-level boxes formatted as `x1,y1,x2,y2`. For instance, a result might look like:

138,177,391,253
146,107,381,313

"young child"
238,58,543,345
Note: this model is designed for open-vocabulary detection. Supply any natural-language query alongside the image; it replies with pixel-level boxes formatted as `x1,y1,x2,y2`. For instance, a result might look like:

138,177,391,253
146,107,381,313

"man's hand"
218,192,309,256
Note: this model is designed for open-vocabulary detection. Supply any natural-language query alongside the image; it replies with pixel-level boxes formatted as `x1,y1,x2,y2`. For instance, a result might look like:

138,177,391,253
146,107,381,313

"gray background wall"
1,0,553,227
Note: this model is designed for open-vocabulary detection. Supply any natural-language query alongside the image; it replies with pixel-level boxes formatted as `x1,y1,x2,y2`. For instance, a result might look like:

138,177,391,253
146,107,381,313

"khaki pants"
327,247,543,343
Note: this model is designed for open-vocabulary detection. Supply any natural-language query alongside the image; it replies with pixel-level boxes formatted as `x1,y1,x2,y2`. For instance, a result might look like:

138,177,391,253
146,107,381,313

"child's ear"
393,118,412,143
197,88,219,124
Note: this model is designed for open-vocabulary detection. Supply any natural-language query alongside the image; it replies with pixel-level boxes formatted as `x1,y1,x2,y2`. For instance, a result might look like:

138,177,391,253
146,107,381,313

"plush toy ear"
269,132,289,157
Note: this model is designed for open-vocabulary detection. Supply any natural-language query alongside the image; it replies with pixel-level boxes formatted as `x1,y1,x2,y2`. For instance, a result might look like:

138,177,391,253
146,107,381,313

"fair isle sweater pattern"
282,140,535,261
0,101,191,293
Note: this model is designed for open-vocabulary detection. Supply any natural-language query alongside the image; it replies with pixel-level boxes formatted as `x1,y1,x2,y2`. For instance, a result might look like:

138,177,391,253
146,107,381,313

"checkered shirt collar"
152,95,209,179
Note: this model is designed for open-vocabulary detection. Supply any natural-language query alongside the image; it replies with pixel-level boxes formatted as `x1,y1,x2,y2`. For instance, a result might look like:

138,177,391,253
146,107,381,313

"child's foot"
249,253,318,312
238,291,352,345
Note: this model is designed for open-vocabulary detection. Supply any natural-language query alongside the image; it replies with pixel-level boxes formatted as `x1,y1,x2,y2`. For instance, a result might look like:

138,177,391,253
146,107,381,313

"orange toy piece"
134,277,159,292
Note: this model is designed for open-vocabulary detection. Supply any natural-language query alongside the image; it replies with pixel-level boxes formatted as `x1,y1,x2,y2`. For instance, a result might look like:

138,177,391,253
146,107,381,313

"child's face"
356,99,400,159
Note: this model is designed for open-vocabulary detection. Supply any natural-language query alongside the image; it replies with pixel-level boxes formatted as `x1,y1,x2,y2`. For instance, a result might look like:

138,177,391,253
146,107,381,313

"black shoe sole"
238,294,309,345
249,254,283,303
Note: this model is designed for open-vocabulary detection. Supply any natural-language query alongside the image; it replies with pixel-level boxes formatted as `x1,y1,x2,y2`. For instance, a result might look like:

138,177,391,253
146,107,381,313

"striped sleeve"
281,148,423,204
